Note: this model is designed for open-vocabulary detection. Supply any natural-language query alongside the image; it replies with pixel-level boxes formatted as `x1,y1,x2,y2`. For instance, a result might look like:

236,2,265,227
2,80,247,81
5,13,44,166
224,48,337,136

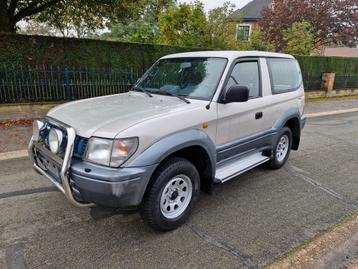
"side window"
267,58,302,94
226,61,260,98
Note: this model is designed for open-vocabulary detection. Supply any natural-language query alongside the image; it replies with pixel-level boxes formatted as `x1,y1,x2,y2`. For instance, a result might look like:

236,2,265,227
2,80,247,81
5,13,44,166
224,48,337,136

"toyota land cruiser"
29,51,306,231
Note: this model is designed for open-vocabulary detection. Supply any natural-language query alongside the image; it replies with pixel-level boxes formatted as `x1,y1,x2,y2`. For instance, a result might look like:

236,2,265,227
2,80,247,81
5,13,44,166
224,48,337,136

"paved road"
1,113,358,269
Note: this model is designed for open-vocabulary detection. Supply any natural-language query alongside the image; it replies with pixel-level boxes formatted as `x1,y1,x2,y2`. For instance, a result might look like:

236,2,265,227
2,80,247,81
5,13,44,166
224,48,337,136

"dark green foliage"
0,33,203,71
295,55,358,76
1,33,357,78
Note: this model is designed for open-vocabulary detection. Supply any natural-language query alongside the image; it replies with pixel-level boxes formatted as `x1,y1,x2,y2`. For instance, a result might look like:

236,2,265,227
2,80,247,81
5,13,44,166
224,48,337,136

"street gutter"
266,212,358,269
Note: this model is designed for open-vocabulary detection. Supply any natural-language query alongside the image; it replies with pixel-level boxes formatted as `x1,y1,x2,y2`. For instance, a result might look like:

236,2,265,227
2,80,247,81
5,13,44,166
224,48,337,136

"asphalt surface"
1,112,358,269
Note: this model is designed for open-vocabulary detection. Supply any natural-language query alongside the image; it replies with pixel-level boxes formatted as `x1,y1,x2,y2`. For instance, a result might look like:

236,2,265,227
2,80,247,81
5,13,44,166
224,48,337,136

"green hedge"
295,55,358,76
1,33,358,76
0,33,202,71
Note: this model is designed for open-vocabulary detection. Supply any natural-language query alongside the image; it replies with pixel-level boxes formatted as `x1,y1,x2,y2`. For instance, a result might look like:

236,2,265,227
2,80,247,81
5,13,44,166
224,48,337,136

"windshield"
136,57,227,100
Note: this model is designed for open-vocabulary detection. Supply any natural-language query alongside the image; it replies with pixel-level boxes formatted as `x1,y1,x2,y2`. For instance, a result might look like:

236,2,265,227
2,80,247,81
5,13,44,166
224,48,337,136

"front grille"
33,146,63,185
73,136,88,159
37,119,87,160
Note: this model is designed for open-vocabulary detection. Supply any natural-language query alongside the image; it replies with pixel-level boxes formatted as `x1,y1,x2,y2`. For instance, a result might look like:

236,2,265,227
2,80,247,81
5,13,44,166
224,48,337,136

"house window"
237,25,250,41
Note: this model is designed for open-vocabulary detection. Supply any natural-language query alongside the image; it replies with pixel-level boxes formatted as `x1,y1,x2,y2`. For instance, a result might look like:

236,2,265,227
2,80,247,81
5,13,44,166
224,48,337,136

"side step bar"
215,152,269,183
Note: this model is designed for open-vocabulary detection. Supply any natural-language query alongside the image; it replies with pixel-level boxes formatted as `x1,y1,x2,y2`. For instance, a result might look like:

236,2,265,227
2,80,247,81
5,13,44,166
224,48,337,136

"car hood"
47,92,204,138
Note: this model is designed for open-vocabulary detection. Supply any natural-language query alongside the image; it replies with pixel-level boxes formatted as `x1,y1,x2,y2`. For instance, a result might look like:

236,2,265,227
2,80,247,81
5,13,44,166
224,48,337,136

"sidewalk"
305,97,358,114
0,97,357,153
0,102,58,122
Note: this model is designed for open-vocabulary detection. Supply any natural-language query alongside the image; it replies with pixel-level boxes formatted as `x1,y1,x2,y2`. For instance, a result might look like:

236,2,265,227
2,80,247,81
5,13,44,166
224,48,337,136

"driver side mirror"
224,85,249,103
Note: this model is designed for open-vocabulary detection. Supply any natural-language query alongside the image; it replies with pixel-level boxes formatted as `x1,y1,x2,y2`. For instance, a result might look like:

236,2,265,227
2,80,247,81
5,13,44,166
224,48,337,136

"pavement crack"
0,186,59,200
186,222,258,269
286,164,358,210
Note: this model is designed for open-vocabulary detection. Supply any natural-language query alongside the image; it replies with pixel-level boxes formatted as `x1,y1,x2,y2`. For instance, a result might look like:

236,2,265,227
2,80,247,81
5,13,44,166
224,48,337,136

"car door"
216,58,272,162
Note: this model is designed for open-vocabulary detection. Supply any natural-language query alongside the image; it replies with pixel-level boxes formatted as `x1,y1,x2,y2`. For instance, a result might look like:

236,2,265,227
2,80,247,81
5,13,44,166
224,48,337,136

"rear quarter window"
267,58,302,94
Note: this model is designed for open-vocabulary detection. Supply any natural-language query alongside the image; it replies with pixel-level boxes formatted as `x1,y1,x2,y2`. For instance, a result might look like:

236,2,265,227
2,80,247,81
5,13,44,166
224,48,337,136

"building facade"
231,0,271,41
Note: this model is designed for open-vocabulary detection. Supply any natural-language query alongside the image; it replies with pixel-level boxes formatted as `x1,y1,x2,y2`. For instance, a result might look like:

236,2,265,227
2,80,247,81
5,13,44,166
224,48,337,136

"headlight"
48,128,63,154
111,138,138,167
84,137,138,167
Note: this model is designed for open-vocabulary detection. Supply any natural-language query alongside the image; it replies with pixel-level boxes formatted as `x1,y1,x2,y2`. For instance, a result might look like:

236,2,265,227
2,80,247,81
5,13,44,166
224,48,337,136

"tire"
140,157,200,231
267,127,292,169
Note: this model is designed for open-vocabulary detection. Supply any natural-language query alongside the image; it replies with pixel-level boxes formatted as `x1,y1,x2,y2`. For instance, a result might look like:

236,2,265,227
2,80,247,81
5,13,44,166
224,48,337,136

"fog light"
49,128,63,154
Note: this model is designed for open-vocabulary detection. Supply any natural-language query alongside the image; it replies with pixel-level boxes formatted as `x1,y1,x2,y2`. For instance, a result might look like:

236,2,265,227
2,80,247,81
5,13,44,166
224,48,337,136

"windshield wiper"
156,90,191,104
132,86,153,97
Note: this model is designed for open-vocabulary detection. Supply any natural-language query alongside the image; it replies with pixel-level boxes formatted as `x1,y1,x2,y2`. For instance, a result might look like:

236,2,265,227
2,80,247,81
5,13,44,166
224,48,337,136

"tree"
34,2,104,38
0,0,144,33
259,0,358,51
205,2,238,49
104,20,161,43
159,1,207,47
283,21,314,55
103,0,175,43
247,29,274,51
18,21,57,36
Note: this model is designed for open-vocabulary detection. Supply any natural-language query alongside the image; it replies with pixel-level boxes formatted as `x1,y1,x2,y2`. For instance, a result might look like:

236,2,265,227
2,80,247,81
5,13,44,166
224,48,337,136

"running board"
215,152,269,183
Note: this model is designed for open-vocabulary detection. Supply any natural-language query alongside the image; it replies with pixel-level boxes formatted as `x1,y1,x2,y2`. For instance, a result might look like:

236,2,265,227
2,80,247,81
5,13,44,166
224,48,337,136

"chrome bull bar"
28,117,94,208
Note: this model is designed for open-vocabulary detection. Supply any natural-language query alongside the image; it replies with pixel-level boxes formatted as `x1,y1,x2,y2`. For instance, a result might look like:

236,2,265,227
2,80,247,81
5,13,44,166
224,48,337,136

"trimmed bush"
295,55,358,76
0,33,203,70
1,33,357,76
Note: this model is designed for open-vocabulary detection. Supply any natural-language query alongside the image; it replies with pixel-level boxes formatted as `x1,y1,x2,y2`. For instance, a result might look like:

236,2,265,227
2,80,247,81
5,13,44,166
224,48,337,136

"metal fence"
334,75,358,90
0,64,141,103
302,73,322,91
1,64,358,103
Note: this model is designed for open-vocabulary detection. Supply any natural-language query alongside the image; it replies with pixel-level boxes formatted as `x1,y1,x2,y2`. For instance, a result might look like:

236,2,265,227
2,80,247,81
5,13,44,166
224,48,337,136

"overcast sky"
179,0,253,12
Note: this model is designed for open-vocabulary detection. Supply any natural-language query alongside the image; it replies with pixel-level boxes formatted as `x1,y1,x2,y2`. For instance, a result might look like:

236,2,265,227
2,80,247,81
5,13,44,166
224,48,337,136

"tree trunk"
0,8,16,33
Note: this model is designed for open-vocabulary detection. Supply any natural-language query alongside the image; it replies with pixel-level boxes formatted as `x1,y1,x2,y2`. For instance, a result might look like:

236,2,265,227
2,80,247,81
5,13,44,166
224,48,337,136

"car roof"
160,50,295,60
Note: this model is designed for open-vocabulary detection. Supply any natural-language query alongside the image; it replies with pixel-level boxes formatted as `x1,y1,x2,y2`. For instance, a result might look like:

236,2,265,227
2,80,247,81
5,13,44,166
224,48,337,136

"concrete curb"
306,108,358,118
0,108,357,161
267,213,358,269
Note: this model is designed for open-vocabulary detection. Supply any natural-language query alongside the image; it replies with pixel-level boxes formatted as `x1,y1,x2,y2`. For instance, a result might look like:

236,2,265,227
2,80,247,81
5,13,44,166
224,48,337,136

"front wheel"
140,157,200,231
267,127,292,169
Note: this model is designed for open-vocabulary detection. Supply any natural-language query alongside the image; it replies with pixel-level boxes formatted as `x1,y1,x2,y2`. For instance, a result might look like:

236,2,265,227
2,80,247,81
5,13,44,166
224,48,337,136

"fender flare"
129,129,216,178
273,107,302,150
273,107,301,130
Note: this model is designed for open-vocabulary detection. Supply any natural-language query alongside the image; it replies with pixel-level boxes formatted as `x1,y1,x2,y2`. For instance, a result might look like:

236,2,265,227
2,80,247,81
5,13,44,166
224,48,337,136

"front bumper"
70,160,156,208
29,118,156,208
29,119,92,207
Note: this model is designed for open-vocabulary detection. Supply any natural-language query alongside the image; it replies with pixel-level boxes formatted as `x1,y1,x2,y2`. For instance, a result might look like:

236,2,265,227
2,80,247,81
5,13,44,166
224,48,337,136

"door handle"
255,112,263,120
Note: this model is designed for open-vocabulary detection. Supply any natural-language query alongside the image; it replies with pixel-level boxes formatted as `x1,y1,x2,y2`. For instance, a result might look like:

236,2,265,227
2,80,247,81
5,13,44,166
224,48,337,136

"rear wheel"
140,157,200,231
267,127,292,169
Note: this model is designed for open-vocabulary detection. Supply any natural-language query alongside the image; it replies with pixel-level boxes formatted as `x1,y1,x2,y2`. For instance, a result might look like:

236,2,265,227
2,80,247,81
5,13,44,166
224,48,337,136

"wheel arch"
155,145,215,194
283,117,301,150
273,108,302,151
129,129,217,198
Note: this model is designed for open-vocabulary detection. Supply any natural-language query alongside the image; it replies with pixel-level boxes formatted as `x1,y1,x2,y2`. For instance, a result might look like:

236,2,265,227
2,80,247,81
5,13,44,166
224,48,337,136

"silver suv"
29,51,306,231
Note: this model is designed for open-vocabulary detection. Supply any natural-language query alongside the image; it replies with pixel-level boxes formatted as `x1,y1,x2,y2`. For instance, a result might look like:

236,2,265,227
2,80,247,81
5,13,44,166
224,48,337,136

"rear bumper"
69,160,157,208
